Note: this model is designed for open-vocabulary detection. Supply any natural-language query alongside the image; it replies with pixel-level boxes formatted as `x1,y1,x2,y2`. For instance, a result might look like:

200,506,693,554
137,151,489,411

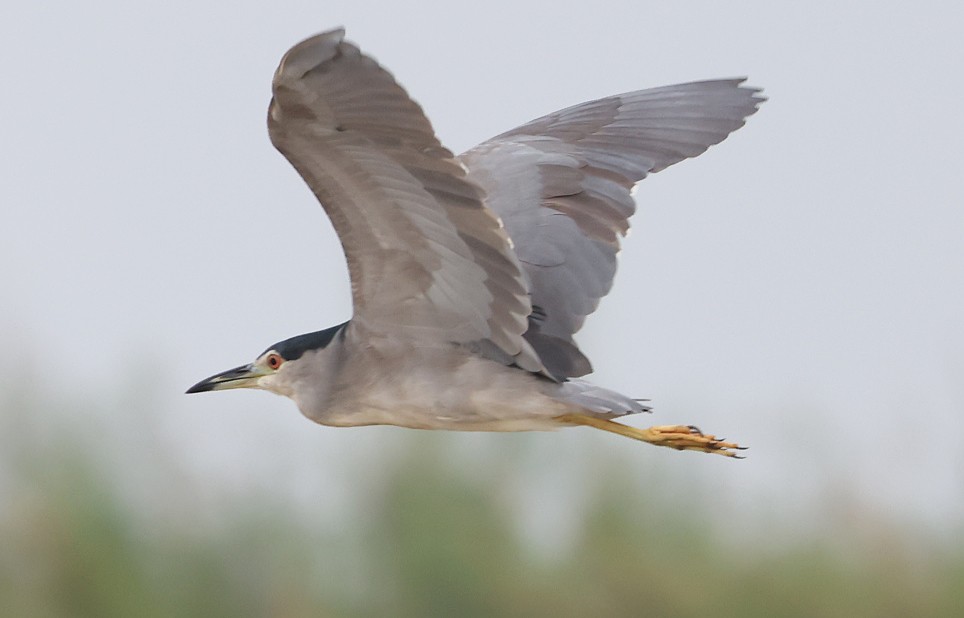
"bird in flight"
188,28,763,457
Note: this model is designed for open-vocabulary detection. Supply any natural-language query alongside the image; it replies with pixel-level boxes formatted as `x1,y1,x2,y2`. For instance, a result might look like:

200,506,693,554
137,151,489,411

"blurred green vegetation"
1,380,962,618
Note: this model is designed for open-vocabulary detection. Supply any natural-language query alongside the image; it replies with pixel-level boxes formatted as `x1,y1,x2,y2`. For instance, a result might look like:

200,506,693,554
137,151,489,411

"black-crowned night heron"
187,28,763,457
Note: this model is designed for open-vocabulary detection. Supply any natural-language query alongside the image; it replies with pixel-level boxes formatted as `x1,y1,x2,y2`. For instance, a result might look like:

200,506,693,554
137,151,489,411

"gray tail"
556,379,652,418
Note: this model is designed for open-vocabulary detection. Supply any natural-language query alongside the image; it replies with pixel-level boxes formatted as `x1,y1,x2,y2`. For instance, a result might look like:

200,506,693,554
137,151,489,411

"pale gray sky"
2,1,963,533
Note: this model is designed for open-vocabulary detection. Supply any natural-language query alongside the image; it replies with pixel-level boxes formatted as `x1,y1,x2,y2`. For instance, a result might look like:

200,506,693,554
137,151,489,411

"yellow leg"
556,414,746,458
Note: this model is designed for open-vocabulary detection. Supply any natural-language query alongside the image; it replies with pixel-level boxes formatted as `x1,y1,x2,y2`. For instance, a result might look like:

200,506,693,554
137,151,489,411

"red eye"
266,353,284,369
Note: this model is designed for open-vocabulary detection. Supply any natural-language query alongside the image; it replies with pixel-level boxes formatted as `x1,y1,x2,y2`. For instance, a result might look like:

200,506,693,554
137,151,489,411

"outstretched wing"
460,80,764,379
268,28,543,372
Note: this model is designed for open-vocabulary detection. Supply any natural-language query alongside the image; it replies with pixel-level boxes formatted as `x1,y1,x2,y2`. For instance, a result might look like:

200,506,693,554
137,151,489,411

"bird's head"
186,322,348,399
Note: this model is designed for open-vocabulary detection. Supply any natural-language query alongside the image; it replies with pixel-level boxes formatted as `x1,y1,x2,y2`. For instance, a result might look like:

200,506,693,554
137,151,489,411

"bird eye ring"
266,353,284,370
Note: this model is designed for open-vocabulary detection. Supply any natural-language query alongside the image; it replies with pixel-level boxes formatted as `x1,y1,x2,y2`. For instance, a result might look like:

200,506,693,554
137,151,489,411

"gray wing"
269,28,543,372
460,80,764,379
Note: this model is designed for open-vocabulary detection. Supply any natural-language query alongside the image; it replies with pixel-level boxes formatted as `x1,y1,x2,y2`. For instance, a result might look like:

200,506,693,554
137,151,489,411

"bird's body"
300,334,572,431
188,28,764,456
276,323,643,431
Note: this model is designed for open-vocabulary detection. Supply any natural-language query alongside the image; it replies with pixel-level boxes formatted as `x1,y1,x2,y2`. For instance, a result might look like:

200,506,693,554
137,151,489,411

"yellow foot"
556,414,746,458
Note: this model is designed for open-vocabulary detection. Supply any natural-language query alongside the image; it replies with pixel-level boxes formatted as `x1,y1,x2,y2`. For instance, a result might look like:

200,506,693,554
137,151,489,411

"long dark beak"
186,363,264,394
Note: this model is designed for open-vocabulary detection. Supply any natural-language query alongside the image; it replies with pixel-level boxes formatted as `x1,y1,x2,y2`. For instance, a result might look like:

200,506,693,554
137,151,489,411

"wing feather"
269,29,544,371
461,80,764,378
